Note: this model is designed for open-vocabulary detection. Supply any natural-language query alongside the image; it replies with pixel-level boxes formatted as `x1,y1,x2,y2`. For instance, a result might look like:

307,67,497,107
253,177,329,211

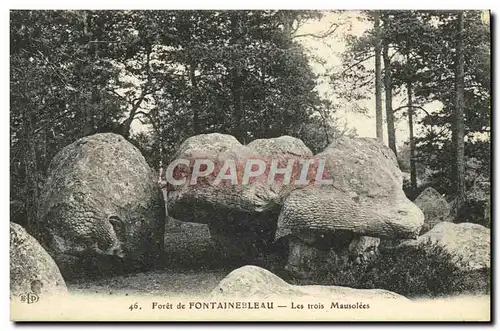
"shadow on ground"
67,221,288,297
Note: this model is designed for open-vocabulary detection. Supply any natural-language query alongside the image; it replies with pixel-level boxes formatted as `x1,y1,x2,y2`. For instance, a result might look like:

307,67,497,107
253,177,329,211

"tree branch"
107,89,133,105
339,53,375,77
32,110,71,136
120,44,153,135
294,22,340,39
393,104,431,117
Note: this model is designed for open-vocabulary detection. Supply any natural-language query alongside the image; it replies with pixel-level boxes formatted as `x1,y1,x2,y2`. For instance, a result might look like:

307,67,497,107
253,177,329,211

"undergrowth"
290,241,490,299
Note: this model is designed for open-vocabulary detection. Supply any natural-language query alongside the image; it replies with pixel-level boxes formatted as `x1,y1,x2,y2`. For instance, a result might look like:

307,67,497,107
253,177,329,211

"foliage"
10,10,339,228
292,242,491,299
145,11,330,158
337,10,490,213
10,10,126,227
413,11,490,199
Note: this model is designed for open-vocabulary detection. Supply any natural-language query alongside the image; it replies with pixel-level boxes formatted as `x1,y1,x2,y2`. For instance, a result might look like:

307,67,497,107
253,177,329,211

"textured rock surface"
210,265,408,301
275,136,424,277
284,231,380,278
414,187,451,234
348,236,381,263
10,222,67,297
397,222,490,271
168,133,313,220
173,132,242,160
37,133,165,278
276,137,424,241
247,135,313,157
167,133,278,221
167,133,312,261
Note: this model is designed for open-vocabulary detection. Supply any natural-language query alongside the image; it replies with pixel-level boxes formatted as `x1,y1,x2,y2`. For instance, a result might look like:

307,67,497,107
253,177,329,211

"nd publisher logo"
19,292,40,304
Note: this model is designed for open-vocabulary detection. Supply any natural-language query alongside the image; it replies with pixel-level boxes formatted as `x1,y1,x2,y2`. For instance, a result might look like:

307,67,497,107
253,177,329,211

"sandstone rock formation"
167,133,275,220
167,133,311,219
10,222,67,297
396,222,490,271
37,133,165,278
210,265,408,301
167,133,311,261
414,187,451,234
276,136,424,277
167,134,424,275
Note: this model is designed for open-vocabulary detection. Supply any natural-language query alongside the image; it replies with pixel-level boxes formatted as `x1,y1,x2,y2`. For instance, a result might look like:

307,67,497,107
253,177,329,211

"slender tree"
454,11,466,213
406,67,417,191
381,26,396,155
374,11,383,141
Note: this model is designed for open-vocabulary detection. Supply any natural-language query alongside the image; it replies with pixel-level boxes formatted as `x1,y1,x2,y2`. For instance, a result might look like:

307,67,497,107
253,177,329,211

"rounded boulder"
10,222,67,298
37,133,165,278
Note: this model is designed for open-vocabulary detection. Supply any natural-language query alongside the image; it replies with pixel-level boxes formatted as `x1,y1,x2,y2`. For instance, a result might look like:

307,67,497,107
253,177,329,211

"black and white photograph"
8,8,492,322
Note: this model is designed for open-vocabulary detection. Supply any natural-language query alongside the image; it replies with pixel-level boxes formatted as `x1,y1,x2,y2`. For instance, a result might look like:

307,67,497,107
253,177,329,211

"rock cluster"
167,134,424,276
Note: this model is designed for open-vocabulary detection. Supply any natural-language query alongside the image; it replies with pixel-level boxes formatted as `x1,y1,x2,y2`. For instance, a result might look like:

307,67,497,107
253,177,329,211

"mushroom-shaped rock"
166,133,313,261
414,187,451,234
396,222,490,271
37,133,165,279
10,222,67,298
276,136,424,277
210,265,408,301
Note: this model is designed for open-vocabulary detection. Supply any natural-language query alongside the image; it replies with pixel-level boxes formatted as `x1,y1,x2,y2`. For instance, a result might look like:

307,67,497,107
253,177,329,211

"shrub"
456,199,490,228
290,241,490,299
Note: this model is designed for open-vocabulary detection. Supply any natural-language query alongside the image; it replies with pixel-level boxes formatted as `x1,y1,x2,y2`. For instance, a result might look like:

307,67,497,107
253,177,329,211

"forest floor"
66,222,235,298
67,269,226,297
64,219,491,303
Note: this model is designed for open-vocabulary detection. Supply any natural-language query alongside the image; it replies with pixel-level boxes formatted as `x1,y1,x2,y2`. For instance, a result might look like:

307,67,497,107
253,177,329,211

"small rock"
397,222,490,271
414,187,451,234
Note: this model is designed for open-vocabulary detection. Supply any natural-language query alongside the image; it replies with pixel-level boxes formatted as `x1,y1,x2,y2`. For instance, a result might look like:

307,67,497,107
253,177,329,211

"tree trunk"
374,11,384,141
454,12,466,214
81,10,97,137
282,11,294,37
122,45,152,138
22,109,39,235
382,38,396,156
407,80,417,191
230,13,245,143
189,62,201,135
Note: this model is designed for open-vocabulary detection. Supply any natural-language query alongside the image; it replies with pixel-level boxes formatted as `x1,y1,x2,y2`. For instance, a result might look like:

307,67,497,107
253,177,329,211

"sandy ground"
64,220,490,306
67,270,227,297
66,221,232,297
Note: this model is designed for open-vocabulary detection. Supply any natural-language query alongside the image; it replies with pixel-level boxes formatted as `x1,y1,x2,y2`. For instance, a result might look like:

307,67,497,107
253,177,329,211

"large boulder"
166,133,312,262
414,187,451,234
37,133,165,279
167,133,278,220
276,136,424,278
210,265,408,301
10,222,67,298
167,133,312,219
396,222,490,271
